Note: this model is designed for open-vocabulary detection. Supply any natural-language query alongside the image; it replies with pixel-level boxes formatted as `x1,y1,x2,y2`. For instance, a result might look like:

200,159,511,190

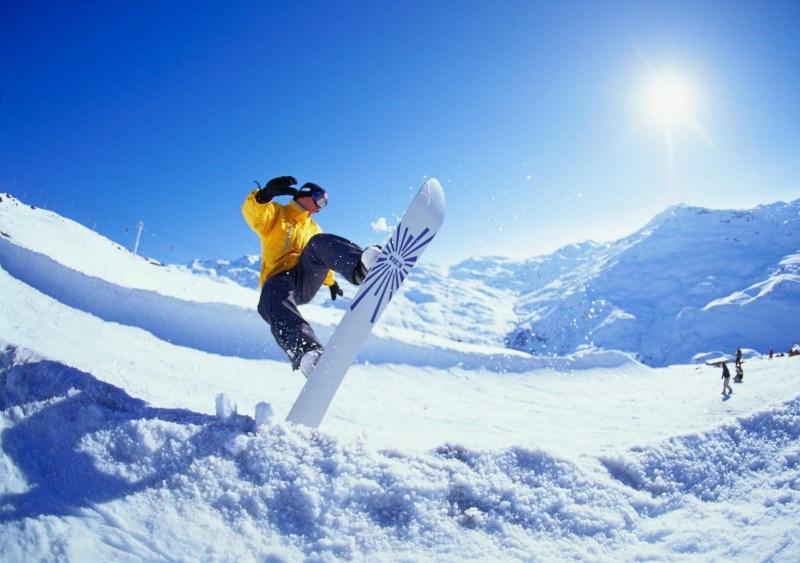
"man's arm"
255,176,298,203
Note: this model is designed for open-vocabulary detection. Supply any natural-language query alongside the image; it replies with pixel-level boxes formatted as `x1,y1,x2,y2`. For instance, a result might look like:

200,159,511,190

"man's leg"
258,234,371,370
258,270,323,369
294,234,365,302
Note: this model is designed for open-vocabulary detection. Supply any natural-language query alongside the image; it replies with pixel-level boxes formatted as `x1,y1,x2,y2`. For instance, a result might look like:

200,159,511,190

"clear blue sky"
2,0,798,266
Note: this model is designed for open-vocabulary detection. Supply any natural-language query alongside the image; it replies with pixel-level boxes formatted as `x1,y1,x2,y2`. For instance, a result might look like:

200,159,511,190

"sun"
642,71,696,128
634,63,721,194
637,66,720,153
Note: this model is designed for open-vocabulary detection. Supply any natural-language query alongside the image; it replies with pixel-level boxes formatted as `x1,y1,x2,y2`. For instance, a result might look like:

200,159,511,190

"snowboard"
286,178,446,428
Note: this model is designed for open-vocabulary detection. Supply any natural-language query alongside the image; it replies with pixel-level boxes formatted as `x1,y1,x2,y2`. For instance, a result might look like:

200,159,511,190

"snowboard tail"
286,179,445,428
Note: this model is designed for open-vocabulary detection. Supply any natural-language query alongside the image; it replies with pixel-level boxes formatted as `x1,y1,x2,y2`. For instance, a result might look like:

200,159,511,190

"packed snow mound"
0,194,255,307
600,397,800,502
2,344,799,560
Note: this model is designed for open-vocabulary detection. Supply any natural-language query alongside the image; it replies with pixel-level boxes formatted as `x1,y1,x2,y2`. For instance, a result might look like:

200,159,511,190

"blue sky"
2,0,798,267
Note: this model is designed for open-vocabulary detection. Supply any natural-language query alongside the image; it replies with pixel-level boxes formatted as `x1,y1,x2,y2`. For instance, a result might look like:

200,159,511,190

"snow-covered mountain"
185,254,262,289
507,201,800,365
2,192,800,561
188,199,800,366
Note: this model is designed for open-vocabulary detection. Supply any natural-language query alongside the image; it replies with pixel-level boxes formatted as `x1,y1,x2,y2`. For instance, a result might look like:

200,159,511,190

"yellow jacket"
242,189,335,288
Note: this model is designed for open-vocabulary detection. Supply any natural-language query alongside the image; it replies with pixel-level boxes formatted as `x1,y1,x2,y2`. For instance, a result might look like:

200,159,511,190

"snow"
506,202,800,365
1,193,800,560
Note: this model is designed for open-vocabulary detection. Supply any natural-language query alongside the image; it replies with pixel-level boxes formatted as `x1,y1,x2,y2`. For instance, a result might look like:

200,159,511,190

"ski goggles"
298,182,328,209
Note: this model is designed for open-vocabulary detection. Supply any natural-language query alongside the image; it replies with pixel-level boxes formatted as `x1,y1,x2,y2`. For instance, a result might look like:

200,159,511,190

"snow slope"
2,193,800,561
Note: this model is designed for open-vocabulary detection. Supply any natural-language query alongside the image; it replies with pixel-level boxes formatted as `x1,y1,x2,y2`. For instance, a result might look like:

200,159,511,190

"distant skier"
721,362,733,396
734,362,744,383
242,176,381,377
735,346,743,366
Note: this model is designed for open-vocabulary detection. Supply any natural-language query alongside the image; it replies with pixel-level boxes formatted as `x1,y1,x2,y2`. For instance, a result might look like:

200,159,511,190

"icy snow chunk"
255,401,273,428
215,393,237,420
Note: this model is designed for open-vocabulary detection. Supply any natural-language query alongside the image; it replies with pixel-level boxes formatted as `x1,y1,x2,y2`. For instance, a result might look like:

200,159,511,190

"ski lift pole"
133,221,144,255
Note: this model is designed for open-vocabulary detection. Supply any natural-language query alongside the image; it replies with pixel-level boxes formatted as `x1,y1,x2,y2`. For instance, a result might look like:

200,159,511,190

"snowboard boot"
353,245,382,285
299,349,322,378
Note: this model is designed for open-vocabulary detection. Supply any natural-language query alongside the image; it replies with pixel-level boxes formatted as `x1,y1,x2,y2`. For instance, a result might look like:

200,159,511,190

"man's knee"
306,233,332,257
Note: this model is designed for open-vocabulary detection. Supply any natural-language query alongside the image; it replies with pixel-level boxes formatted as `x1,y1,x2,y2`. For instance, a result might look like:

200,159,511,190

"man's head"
294,182,328,215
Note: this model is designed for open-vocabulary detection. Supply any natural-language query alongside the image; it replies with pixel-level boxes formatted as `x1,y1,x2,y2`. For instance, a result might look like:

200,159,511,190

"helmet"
295,182,328,208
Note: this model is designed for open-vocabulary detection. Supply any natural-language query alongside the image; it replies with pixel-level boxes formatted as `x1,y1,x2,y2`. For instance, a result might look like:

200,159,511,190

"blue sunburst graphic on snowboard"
350,224,436,324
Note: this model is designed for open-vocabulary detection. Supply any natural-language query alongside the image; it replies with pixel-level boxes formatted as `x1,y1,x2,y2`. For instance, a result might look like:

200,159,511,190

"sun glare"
634,63,721,194
642,71,695,127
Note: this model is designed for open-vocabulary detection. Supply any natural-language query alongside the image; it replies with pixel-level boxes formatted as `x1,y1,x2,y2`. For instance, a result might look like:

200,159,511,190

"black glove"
254,176,298,203
329,281,344,301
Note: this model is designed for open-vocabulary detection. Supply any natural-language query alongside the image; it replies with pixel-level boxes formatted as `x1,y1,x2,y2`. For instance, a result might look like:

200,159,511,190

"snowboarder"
242,176,381,377
721,362,733,396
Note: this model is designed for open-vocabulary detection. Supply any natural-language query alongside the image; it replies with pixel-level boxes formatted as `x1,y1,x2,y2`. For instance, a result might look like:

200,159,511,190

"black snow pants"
257,233,364,369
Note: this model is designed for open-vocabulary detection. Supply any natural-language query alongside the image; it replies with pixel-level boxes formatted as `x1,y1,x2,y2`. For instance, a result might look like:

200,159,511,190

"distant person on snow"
734,362,744,383
735,346,743,366
721,362,733,396
242,176,381,377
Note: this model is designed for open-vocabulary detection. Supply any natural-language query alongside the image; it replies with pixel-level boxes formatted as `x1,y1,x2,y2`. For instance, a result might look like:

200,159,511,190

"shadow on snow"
0,345,251,521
